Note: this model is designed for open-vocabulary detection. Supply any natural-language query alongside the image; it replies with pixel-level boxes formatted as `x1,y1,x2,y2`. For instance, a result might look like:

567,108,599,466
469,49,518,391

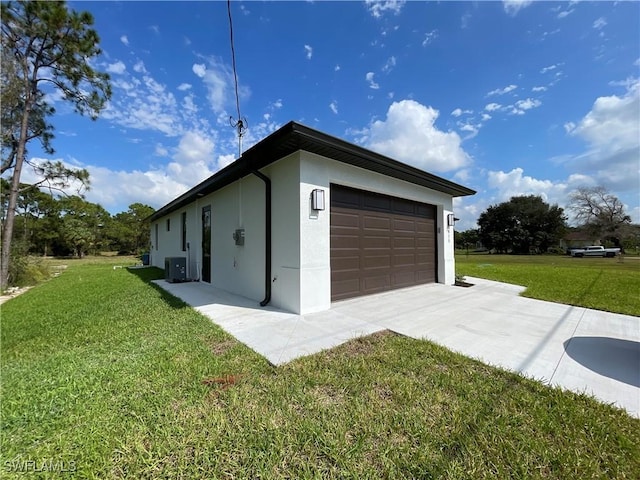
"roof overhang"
149,121,476,221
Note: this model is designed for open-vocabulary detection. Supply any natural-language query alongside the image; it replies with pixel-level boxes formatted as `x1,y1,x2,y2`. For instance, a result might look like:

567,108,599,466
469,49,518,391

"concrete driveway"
154,277,640,417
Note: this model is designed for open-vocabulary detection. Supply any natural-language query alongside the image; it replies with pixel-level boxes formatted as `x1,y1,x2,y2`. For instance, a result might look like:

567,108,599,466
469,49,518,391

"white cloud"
335,64,341,71
192,63,206,78
106,61,126,75
635,58,640,67
557,9,574,19
133,60,147,74
304,44,313,60
593,17,607,30
365,0,405,18
540,64,558,74
366,72,380,90
564,121,576,133
120,35,129,46
359,99,471,172
511,98,542,114
103,72,183,136
503,0,532,16
217,154,236,170
563,80,640,192
485,103,502,112
532,86,547,92
269,99,283,110
451,108,473,117
182,95,198,117
194,57,250,114
571,80,639,150
177,83,192,91
457,121,480,139
422,30,438,47
382,56,396,73
329,101,338,115
487,84,517,96
461,12,472,29
155,144,169,157
487,167,569,205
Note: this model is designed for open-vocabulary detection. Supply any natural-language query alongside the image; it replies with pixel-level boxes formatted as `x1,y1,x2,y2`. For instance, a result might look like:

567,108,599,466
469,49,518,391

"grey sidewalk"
154,277,640,417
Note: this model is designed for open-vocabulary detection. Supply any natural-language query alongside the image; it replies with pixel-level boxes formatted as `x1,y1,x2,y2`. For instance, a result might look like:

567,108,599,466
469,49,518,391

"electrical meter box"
164,257,186,283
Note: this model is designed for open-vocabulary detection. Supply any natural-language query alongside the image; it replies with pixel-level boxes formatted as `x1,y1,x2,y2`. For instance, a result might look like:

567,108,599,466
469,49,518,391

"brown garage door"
330,184,437,301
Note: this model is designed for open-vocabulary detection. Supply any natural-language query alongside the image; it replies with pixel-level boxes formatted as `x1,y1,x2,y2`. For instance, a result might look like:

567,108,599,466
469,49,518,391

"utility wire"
227,0,246,157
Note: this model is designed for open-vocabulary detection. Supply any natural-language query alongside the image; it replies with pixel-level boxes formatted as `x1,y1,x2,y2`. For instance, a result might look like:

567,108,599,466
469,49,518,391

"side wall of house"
151,153,302,310
297,151,456,314
150,207,198,277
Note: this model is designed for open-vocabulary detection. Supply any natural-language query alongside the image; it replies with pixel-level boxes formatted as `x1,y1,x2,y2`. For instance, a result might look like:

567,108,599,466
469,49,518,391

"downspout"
251,169,271,306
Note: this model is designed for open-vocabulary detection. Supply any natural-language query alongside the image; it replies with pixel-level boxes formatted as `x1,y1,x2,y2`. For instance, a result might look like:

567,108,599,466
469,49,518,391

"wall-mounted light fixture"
311,189,325,211
447,214,459,227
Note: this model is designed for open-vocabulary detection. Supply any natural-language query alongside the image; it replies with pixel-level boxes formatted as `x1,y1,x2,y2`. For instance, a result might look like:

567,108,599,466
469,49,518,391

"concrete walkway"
154,277,640,417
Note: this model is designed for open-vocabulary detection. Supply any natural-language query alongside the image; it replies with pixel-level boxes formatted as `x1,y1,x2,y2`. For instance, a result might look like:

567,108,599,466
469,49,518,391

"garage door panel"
331,234,360,250
416,221,431,233
331,184,437,301
417,204,435,219
393,253,417,267
331,255,360,271
332,278,361,299
393,236,416,248
416,270,434,283
332,210,360,228
362,254,391,269
363,215,391,230
393,271,419,286
363,275,391,292
363,194,392,212
393,218,417,233
362,235,391,248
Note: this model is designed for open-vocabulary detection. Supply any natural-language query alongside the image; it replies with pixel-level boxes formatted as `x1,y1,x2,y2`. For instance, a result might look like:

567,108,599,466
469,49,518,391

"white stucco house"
149,122,475,314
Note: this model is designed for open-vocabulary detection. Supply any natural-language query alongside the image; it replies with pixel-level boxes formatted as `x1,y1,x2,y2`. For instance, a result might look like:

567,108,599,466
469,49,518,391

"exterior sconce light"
447,214,459,227
311,189,325,211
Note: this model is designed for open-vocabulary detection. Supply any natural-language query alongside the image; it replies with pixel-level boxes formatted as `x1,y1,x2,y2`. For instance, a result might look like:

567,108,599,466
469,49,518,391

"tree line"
0,179,154,259
455,187,637,254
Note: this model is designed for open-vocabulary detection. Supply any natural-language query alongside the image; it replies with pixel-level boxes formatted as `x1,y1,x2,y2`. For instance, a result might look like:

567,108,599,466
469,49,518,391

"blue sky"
24,0,640,229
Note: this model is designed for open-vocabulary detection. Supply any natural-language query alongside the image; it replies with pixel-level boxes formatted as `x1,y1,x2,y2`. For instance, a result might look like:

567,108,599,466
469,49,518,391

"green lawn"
456,253,640,316
1,259,639,478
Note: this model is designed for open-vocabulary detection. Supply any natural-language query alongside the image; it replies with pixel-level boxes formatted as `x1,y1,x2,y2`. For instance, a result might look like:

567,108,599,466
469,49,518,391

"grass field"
456,253,640,316
1,258,639,478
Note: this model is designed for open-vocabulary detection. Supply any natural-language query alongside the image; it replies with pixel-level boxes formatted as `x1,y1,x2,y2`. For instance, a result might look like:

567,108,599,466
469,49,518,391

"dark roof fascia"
149,121,475,221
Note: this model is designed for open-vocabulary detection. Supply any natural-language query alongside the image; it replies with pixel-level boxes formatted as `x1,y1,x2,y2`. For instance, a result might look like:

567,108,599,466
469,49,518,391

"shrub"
7,247,51,288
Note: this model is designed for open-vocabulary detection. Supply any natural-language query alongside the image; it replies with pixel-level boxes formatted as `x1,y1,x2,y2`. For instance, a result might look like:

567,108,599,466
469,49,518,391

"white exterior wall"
150,209,195,273
151,177,265,303
207,175,265,301
264,154,302,313
151,150,458,315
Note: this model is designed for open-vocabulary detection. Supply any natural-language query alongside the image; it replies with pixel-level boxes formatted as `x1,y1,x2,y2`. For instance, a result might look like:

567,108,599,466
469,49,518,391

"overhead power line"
227,0,247,157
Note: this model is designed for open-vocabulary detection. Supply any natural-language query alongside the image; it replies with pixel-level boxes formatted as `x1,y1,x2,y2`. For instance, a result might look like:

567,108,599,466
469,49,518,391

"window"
181,212,187,251
166,218,171,231
154,223,159,250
